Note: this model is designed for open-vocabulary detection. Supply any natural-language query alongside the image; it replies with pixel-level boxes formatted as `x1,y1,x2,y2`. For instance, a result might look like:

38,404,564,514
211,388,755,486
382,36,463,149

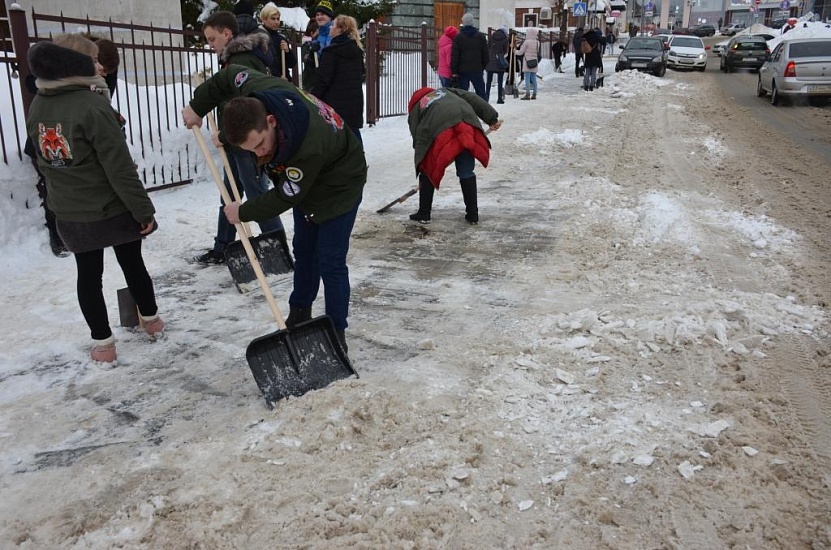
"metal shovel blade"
224,229,294,291
245,315,356,405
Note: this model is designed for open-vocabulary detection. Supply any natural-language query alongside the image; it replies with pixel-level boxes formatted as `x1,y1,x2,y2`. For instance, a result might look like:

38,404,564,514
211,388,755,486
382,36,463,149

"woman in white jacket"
515,27,540,100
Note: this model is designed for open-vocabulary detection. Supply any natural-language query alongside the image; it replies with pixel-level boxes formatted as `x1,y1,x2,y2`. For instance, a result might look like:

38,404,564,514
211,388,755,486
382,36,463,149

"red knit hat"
444,26,459,39
408,87,435,112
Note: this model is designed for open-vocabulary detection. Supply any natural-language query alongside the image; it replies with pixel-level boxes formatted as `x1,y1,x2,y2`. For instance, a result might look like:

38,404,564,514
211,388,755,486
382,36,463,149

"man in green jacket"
183,66,366,352
196,10,284,265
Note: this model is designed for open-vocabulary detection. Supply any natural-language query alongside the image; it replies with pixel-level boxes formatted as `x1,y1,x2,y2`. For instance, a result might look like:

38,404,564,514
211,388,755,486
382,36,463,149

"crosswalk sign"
573,2,587,15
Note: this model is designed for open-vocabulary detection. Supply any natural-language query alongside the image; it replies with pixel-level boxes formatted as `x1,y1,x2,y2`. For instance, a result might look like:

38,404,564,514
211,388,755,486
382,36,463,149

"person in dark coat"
27,37,164,364
300,19,319,90
310,15,365,143
572,27,585,77
233,0,259,35
406,87,501,225
551,39,567,73
195,10,283,265
259,3,297,81
485,25,509,104
451,12,489,101
581,29,603,91
182,67,367,353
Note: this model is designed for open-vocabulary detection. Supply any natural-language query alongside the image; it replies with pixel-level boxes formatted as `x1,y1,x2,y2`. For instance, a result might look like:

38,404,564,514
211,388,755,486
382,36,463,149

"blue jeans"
457,71,488,101
524,72,538,96
455,151,475,179
583,66,599,89
214,148,284,253
289,194,362,330
439,76,452,87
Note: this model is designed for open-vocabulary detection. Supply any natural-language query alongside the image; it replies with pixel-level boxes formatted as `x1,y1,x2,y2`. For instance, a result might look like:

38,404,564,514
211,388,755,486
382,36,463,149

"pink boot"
90,336,117,363
141,314,165,338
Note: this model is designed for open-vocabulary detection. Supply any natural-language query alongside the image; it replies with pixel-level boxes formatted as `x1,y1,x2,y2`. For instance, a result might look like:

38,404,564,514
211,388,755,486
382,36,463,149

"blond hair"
333,15,363,50
52,33,99,60
259,2,281,22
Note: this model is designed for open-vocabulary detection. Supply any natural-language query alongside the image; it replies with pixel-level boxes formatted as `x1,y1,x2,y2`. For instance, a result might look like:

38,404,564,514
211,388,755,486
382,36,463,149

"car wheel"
615,64,620,72
770,81,781,105
657,64,666,77
697,66,706,72
756,76,766,97
720,59,725,72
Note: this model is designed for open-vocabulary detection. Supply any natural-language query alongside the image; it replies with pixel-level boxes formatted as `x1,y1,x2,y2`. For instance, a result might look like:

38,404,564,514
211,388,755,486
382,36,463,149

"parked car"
712,39,729,56
769,17,788,29
757,37,831,105
690,24,716,37
615,37,668,76
667,35,709,71
721,23,747,36
720,35,769,72
653,34,673,49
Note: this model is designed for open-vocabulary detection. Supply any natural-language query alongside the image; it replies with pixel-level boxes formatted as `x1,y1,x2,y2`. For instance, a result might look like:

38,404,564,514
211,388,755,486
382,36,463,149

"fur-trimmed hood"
220,31,271,65
28,41,96,80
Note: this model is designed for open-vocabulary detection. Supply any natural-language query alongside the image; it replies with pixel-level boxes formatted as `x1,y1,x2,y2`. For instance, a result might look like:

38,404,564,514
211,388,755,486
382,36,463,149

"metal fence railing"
3,6,214,190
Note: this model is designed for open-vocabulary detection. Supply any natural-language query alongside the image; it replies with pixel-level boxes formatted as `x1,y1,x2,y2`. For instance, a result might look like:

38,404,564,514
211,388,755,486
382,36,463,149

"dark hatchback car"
690,24,716,37
720,35,770,72
615,37,667,76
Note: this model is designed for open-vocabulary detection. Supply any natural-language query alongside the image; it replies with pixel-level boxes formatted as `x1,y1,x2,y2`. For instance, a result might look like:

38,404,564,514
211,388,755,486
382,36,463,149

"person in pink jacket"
437,26,459,87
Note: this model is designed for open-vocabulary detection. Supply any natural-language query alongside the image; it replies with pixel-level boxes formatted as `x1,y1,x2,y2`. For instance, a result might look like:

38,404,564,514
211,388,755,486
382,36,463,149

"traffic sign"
644,1,655,10
645,10,653,16
779,0,790,8
573,2,587,16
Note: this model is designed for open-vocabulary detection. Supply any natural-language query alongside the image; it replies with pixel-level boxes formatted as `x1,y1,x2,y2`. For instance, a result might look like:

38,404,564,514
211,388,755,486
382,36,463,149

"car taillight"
784,61,796,77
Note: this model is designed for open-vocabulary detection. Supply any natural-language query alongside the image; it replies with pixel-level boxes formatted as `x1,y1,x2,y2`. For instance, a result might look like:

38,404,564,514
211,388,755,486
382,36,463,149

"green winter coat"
408,87,499,174
189,66,366,224
26,81,154,225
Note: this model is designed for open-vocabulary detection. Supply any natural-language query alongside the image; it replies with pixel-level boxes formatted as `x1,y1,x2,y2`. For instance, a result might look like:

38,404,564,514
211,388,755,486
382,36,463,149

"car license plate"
632,62,647,68
681,59,693,64
743,57,757,61
808,84,831,93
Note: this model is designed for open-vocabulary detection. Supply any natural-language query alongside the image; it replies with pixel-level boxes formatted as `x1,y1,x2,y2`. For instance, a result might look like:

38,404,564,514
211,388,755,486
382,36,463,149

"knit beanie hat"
233,0,254,16
444,25,459,38
461,13,474,26
408,87,435,112
314,0,335,18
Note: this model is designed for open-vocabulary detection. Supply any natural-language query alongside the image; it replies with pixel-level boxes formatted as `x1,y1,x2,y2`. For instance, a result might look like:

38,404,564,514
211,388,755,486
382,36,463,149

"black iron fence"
1,6,575,182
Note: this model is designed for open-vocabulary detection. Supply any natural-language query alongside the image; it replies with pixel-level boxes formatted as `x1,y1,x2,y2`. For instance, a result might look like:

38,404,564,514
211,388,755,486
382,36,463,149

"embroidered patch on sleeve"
299,90,344,132
234,71,250,87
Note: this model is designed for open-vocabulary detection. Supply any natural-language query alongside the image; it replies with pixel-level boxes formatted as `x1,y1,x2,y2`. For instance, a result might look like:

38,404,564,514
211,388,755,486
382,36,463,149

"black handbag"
526,58,538,69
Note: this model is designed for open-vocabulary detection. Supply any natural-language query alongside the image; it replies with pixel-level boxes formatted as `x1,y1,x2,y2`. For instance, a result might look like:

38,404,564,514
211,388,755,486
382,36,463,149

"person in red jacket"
406,86,501,225
437,26,458,87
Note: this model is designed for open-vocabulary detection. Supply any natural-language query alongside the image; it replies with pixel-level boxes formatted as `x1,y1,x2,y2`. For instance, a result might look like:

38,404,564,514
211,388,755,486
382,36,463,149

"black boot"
409,175,434,224
285,306,312,329
460,176,478,224
44,206,68,257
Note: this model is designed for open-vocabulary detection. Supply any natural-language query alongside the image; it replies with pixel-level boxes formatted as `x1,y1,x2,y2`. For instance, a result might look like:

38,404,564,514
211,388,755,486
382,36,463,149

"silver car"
757,37,831,106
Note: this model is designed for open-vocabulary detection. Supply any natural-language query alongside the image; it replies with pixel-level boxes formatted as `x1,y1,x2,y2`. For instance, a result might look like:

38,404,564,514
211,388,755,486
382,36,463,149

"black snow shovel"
207,114,293,293
376,125,501,214
193,128,356,407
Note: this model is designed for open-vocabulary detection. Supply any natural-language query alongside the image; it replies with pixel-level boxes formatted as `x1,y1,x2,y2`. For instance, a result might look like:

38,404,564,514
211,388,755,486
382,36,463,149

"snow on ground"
0,62,829,548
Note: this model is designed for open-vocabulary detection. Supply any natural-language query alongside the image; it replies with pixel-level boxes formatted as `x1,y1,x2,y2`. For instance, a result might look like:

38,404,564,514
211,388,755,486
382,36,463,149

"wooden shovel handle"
192,127,287,330
207,113,253,240
281,49,286,80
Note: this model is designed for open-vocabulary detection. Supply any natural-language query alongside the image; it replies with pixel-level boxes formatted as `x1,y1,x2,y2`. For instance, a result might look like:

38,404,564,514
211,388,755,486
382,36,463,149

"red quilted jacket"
419,122,490,188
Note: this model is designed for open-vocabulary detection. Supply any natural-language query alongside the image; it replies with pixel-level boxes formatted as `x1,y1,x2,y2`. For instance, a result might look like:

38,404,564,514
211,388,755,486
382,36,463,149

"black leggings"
74,239,157,340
